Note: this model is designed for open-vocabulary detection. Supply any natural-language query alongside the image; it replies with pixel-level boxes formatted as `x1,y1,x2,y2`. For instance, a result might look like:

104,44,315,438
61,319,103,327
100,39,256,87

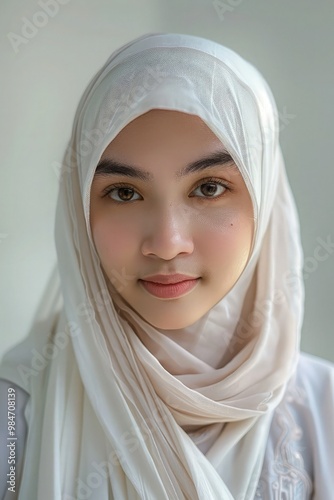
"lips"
138,273,201,299
140,273,199,284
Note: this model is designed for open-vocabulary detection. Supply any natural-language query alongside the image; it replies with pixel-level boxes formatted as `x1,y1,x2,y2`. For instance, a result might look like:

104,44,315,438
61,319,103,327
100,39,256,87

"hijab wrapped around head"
0,33,304,499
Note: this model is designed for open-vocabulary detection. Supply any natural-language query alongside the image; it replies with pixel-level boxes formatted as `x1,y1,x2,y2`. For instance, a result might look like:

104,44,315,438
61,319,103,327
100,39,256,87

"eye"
191,178,230,199
103,183,142,203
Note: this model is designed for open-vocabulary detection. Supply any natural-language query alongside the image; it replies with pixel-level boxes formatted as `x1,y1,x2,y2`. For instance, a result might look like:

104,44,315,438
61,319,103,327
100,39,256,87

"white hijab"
0,33,304,499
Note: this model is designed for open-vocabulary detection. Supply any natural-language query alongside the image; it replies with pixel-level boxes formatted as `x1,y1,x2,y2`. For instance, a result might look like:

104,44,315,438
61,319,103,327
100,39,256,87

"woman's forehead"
100,110,224,155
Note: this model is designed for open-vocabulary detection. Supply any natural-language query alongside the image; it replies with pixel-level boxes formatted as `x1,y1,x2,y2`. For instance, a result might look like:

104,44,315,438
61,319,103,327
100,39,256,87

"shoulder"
258,352,334,499
292,351,334,416
271,352,334,431
296,351,334,386
284,351,334,441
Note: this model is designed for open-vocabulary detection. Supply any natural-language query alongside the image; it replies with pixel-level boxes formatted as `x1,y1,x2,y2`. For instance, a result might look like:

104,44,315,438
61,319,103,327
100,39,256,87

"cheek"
197,209,253,266
91,213,135,265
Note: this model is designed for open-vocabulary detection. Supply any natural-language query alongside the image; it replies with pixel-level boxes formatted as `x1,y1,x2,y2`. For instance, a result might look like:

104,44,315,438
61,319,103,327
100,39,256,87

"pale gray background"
1,0,333,361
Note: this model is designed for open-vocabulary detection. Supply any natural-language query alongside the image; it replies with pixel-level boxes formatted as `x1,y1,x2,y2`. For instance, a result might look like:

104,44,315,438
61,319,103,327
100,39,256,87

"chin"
145,313,202,331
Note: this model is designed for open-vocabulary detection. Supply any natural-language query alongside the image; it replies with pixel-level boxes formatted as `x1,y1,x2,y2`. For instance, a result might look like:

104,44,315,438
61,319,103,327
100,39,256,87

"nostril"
140,231,194,260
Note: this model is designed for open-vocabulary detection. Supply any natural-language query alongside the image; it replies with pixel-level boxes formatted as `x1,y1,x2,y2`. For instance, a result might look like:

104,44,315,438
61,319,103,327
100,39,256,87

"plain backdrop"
0,0,333,362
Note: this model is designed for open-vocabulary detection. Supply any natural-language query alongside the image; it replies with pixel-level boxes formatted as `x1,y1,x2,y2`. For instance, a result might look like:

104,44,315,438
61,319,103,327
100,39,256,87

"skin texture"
90,110,254,330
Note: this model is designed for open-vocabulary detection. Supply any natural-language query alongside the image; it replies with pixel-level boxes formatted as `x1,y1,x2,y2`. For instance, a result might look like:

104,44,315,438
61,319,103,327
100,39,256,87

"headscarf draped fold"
0,33,304,500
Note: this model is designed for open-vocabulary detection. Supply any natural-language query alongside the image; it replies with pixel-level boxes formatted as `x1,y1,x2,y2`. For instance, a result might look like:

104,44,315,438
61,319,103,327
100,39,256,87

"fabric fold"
0,33,304,499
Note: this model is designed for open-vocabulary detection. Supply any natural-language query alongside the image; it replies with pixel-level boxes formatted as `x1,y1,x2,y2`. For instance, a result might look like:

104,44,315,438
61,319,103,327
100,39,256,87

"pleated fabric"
0,33,304,499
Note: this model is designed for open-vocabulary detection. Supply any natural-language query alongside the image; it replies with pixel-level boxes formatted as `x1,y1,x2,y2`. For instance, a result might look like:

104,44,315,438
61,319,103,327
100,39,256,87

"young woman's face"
90,110,254,329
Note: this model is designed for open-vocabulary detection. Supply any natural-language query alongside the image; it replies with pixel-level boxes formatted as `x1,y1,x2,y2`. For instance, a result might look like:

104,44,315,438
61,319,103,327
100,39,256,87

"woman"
0,33,333,499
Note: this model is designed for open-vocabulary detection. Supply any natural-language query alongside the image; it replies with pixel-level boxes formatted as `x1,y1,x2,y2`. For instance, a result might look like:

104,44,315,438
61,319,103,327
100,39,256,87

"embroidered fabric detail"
255,383,313,499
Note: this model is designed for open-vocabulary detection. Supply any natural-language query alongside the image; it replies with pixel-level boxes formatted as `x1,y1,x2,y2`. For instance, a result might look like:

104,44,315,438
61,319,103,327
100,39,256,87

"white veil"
0,33,304,499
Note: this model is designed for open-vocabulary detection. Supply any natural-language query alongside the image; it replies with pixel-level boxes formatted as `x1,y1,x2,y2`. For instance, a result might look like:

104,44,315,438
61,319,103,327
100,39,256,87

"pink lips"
139,274,200,299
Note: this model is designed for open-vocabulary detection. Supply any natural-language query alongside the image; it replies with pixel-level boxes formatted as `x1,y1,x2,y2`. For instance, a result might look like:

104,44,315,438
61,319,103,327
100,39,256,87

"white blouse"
256,352,334,499
0,351,333,499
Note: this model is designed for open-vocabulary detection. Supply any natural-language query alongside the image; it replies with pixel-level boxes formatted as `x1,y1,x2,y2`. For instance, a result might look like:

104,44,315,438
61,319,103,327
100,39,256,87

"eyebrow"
94,150,237,181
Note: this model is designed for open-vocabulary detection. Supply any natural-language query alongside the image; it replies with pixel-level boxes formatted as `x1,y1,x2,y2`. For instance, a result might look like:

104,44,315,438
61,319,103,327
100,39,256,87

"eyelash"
101,177,232,204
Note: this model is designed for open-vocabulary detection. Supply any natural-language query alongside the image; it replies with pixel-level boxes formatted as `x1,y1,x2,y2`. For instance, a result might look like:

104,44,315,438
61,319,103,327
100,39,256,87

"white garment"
0,33,329,499
1,352,334,499
257,352,334,499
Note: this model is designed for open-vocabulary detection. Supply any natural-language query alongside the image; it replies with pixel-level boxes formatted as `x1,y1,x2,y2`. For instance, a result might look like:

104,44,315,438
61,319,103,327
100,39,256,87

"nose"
141,204,194,260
